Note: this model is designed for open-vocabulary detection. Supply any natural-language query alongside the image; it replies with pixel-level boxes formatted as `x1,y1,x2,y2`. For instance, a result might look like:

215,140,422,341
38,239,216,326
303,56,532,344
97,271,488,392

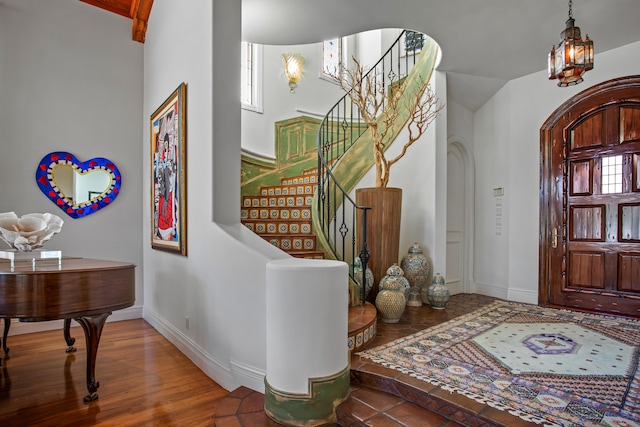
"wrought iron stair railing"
313,30,428,305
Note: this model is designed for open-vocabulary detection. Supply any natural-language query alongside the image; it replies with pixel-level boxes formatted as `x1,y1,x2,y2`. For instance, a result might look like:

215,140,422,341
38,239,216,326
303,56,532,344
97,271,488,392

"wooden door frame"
539,75,640,307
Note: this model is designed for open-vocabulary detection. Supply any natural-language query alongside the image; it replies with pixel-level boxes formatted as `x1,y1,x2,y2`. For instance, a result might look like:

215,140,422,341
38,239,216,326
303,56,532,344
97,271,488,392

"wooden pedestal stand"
356,187,402,302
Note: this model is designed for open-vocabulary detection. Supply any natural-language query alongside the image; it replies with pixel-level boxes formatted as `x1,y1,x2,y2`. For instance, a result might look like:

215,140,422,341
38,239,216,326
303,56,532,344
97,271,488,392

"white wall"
142,0,288,392
241,42,345,157
391,70,447,275
240,30,402,158
447,101,474,149
356,30,383,69
0,0,144,334
473,40,640,303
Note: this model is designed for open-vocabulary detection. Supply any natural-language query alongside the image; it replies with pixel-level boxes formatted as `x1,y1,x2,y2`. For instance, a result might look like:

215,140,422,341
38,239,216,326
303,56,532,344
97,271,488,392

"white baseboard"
230,358,266,393
6,305,143,336
507,287,538,305
446,281,464,295
142,306,236,392
473,282,509,300
472,282,538,305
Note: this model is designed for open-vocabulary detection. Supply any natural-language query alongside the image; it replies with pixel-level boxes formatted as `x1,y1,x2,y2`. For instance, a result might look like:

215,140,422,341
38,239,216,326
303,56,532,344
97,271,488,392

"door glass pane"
601,155,623,194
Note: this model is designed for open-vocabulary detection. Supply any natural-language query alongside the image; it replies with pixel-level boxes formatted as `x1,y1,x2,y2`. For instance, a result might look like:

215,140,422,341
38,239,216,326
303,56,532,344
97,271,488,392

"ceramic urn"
400,242,431,307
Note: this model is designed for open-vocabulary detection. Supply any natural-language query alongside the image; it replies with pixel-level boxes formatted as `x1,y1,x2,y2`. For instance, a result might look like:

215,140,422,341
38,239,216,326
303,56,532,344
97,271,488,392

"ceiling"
84,0,640,111
242,0,640,111
79,0,153,43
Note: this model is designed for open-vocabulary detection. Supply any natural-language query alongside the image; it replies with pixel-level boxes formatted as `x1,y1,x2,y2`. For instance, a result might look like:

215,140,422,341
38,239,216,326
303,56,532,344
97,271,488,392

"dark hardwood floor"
1,294,510,427
0,319,226,427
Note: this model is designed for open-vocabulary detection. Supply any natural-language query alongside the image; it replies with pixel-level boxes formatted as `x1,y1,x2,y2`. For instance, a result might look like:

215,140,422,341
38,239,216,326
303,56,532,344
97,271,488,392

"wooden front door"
540,76,640,318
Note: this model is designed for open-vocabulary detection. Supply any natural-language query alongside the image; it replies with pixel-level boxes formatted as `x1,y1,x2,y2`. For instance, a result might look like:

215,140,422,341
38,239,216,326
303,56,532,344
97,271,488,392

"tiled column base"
264,366,350,427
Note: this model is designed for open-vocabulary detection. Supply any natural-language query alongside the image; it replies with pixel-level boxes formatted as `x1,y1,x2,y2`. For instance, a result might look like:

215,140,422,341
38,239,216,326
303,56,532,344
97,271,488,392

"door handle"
552,227,558,249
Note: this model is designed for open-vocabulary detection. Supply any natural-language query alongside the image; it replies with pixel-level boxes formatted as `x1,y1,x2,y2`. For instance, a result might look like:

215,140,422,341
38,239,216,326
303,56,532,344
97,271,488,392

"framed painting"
150,83,187,255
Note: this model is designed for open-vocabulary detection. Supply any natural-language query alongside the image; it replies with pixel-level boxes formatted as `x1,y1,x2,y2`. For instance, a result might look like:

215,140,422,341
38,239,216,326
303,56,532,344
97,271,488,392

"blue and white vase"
400,243,431,307
427,273,450,309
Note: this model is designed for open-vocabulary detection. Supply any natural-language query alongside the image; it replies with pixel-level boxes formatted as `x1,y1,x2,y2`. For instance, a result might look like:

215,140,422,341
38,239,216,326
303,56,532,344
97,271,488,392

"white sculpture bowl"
0,212,64,252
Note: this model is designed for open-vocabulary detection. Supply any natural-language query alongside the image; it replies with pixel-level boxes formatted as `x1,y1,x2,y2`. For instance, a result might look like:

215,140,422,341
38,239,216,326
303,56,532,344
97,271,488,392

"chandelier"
548,0,594,87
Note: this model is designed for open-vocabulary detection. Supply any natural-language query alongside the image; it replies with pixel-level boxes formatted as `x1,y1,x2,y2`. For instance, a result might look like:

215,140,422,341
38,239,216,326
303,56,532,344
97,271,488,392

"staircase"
314,30,439,302
241,166,377,354
241,168,324,259
226,30,448,427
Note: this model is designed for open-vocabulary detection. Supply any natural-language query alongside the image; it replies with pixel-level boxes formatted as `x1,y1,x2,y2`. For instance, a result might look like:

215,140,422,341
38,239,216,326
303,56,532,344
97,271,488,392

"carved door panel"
540,76,640,318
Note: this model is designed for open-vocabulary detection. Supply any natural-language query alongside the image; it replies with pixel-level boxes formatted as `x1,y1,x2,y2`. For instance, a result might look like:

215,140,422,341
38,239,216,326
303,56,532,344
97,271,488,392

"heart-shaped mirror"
35,152,122,219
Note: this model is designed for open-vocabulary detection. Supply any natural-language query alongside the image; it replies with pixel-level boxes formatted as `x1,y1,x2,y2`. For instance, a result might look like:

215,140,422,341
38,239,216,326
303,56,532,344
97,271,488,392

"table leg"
0,318,9,366
63,319,77,353
74,312,111,402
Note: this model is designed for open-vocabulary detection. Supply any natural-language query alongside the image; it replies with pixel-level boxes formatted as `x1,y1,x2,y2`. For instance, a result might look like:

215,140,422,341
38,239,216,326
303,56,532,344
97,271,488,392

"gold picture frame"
150,83,187,255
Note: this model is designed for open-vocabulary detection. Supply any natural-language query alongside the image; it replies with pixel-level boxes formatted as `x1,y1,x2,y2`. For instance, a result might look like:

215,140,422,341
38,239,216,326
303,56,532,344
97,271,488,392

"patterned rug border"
358,301,640,427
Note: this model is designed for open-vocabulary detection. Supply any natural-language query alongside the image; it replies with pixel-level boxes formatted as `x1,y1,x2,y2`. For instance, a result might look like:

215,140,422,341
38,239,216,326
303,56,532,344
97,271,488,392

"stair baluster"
315,30,424,305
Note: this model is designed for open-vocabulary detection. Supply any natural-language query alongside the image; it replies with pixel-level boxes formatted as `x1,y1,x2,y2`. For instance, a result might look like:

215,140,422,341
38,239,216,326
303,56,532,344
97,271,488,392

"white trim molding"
143,306,236,391
507,287,538,305
473,281,509,301
230,358,266,393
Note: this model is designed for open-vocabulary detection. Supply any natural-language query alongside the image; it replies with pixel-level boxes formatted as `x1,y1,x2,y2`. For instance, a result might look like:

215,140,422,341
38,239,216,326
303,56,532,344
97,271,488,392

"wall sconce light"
283,53,305,93
548,0,594,87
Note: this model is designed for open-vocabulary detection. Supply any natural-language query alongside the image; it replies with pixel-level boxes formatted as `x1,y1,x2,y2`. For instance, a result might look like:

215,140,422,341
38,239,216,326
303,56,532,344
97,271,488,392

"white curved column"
265,258,349,426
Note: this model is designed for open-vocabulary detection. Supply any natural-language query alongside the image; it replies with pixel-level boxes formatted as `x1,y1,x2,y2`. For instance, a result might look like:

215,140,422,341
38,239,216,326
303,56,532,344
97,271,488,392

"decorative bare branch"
339,57,443,187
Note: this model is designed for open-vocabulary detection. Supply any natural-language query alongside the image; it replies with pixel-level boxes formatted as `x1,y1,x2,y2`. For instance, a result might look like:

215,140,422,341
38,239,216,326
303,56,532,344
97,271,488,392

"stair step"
289,251,325,259
302,167,319,176
349,360,524,426
241,206,312,220
263,235,317,252
259,183,315,196
242,218,313,224
280,175,317,186
243,221,312,235
243,194,313,208
347,302,377,353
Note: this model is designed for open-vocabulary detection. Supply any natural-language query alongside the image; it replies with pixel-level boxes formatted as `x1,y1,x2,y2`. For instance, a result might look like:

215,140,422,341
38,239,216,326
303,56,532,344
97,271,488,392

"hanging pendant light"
548,0,594,87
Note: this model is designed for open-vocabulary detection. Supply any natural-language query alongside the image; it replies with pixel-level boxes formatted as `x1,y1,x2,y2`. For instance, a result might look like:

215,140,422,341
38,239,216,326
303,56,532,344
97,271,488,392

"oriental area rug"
358,301,640,427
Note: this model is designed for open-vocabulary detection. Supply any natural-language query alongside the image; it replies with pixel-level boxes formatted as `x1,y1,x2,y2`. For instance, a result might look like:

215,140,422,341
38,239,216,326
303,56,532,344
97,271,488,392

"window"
241,42,263,113
404,31,425,54
601,155,623,194
322,38,341,80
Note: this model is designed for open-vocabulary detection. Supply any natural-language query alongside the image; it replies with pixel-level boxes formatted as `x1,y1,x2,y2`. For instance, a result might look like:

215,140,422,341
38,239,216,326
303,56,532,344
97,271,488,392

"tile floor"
213,294,540,427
